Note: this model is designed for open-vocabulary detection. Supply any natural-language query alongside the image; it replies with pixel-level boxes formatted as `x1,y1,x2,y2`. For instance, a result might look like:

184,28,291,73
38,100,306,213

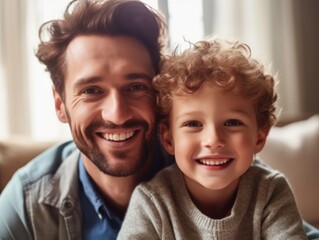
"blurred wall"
201,0,319,121
293,0,319,116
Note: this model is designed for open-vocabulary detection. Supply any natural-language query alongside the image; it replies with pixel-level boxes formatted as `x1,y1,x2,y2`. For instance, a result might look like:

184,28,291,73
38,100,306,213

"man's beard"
80,134,151,177
68,116,156,177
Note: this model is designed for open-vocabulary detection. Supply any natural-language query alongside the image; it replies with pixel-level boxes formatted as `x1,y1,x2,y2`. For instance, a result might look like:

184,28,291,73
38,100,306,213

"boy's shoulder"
244,159,289,191
146,163,180,185
250,159,282,177
137,164,182,196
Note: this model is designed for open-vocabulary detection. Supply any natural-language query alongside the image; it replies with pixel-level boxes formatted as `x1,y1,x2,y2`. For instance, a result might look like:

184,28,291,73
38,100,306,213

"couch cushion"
258,114,319,227
0,136,56,192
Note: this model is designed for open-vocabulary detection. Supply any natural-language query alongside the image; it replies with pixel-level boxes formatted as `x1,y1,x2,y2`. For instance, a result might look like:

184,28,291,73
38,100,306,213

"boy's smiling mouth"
197,158,233,166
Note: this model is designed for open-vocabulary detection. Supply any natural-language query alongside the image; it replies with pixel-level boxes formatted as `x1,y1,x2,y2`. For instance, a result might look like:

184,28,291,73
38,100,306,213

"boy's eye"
185,121,202,128
224,119,243,126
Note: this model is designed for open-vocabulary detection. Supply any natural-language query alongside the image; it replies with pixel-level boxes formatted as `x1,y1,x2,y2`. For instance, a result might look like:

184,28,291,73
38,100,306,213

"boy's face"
161,85,267,192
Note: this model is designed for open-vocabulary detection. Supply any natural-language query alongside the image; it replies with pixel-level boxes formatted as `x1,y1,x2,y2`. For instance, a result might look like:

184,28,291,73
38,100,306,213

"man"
0,0,318,239
0,0,169,239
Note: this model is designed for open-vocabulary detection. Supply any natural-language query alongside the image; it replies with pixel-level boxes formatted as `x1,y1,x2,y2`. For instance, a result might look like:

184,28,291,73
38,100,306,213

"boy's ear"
159,123,175,155
52,86,68,123
254,127,270,153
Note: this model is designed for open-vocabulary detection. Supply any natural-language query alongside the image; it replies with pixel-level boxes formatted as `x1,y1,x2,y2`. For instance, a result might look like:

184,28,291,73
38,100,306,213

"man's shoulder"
0,140,80,214
13,140,78,187
0,140,81,239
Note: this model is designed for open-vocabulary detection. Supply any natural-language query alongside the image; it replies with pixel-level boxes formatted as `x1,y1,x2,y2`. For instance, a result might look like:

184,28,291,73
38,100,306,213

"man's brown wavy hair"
36,0,167,99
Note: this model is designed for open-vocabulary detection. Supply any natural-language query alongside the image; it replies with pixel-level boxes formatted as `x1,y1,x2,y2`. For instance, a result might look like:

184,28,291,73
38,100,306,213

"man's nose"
101,90,133,125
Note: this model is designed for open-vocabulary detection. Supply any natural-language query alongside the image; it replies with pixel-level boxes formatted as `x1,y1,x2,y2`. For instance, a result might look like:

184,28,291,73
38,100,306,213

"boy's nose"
203,127,225,149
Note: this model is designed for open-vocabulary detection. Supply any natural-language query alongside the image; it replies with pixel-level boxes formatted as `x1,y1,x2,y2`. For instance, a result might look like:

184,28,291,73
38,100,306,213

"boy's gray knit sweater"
118,160,307,240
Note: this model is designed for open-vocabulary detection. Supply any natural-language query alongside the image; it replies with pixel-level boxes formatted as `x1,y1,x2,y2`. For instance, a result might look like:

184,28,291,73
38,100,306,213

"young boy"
117,38,307,239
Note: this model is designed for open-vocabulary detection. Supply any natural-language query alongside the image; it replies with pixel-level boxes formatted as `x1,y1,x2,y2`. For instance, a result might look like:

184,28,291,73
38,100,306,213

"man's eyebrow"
74,72,153,89
74,76,102,89
126,72,153,81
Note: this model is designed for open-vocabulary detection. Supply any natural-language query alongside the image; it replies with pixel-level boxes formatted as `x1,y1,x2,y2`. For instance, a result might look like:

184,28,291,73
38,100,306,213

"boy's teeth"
103,132,134,141
199,159,230,166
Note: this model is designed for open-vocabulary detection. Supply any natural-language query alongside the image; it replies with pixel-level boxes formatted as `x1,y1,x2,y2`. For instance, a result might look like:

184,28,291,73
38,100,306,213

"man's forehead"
64,35,154,83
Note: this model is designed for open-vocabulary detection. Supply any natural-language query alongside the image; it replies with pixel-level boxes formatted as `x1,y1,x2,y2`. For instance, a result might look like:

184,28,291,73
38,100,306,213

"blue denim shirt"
79,158,122,239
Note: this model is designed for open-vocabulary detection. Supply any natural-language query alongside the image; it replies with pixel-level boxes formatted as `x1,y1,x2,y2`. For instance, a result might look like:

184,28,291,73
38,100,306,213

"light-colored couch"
1,115,318,228
259,114,319,228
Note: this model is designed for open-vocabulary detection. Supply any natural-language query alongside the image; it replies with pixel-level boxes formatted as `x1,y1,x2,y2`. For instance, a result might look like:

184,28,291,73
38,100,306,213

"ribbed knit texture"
118,160,307,240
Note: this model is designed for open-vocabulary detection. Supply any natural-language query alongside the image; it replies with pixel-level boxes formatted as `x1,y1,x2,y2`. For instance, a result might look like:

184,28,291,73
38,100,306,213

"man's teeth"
199,159,231,166
103,132,134,141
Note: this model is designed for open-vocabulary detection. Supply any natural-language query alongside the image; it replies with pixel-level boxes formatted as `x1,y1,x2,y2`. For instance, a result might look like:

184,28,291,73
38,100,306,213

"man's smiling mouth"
98,131,136,142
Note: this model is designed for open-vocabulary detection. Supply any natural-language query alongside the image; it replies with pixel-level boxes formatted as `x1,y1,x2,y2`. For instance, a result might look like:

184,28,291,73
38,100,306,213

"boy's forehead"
171,86,255,113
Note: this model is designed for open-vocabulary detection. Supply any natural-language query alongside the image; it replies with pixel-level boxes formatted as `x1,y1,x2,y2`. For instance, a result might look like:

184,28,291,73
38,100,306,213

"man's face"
53,35,157,177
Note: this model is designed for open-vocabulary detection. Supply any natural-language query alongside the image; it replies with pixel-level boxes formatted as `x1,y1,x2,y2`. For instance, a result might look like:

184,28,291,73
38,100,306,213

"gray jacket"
0,141,82,240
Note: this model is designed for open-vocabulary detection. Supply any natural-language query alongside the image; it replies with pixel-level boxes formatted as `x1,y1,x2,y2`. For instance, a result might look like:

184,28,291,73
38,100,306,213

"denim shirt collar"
78,158,118,220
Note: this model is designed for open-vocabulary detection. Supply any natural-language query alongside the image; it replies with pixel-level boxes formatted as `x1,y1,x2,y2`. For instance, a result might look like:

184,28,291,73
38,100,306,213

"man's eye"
82,87,102,94
224,119,243,126
185,121,202,128
128,83,149,92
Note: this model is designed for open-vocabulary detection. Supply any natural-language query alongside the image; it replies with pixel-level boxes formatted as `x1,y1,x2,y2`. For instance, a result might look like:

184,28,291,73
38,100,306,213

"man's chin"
89,150,147,177
79,134,153,176
95,159,146,177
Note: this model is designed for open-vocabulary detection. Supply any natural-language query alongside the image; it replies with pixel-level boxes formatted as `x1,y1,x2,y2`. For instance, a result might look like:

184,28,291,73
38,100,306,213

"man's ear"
52,86,68,123
254,127,270,153
159,123,175,155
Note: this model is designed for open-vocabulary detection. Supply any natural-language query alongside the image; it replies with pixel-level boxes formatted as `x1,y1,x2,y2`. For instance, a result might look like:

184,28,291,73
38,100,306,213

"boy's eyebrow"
229,108,252,117
175,109,252,119
175,111,202,120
